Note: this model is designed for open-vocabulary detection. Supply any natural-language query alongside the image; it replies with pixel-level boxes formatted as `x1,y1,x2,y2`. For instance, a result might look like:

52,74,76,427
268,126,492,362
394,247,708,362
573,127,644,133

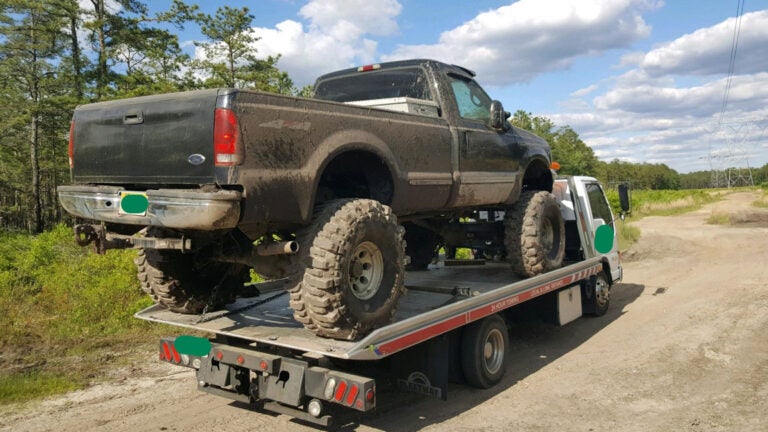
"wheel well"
316,150,394,205
522,159,553,192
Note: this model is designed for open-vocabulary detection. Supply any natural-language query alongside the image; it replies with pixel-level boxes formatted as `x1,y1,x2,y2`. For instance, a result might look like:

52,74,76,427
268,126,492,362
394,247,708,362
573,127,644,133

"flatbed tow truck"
135,176,629,426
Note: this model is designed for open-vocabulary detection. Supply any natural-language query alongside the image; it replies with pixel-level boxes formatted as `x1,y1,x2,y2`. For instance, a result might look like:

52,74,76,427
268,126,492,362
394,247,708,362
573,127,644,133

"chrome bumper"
57,185,242,230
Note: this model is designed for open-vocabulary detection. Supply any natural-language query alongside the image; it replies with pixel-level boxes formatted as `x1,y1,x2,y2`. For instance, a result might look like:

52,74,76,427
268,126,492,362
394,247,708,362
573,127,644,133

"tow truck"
136,175,629,426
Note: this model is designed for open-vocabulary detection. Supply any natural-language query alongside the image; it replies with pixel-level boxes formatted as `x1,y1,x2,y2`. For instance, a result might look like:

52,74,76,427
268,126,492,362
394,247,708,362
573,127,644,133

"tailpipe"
255,241,299,256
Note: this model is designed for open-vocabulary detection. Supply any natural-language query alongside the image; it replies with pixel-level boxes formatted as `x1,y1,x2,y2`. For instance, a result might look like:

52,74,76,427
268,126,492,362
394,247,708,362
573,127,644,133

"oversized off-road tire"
296,199,406,340
461,314,509,389
504,190,565,278
404,223,440,270
581,271,610,316
135,249,247,314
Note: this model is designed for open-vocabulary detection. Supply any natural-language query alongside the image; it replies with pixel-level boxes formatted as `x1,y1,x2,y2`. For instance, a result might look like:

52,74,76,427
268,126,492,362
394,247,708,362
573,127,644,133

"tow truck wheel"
505,190,565,278
135,249,247,314
298,199,406,340
461,314,509,389
582,271,610,316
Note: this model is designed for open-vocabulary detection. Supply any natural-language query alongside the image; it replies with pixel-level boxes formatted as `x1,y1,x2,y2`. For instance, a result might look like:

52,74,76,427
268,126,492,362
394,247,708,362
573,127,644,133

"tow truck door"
566,177,622,282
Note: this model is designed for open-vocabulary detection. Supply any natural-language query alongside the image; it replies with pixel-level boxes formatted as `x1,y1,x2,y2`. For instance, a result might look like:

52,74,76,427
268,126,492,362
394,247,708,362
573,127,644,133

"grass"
707,212,731,225
605,188,726,250
0,225,181,405
753,190,768,209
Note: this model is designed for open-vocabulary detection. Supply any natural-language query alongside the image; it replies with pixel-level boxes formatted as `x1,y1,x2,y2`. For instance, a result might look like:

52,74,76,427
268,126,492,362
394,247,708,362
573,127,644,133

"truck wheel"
582,271,610,316
135,249,247,314
404,223,440,270
461,315,509,389
505,190,565,278
298,199,406,340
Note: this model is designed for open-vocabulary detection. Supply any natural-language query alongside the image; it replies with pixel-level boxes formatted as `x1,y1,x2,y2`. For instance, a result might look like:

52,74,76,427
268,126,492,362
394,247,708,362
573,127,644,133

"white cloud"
551,9,768,172
383,0,661,85
640,10,768,77
247,0,402,86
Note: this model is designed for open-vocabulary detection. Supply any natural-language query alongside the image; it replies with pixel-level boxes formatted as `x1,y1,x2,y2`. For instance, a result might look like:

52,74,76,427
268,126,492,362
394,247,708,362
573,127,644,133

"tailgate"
72,89,223,184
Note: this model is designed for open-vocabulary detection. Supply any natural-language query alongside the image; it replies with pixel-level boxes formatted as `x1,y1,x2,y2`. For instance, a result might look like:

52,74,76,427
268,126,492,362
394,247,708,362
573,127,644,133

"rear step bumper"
57,185,241,230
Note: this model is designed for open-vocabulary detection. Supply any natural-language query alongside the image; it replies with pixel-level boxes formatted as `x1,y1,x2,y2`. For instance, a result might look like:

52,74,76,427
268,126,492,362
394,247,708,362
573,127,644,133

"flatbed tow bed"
133,176,628,426
136,258,603,361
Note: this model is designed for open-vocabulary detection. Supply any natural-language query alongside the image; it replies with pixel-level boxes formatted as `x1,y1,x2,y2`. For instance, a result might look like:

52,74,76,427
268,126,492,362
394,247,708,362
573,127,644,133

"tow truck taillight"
159,338,193,367
323,376,374,411
213,108,243,166
68,121,75,168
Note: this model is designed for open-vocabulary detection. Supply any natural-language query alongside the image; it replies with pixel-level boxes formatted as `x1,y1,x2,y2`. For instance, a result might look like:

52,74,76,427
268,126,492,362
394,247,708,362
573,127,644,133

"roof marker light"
357,64,381,72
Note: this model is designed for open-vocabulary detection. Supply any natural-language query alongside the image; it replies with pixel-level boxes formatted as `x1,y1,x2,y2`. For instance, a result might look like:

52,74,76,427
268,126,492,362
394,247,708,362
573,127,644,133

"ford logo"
187,154,206,165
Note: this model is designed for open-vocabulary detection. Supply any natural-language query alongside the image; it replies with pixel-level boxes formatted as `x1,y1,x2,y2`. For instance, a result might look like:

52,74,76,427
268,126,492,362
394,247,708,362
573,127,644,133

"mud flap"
392,334,451,401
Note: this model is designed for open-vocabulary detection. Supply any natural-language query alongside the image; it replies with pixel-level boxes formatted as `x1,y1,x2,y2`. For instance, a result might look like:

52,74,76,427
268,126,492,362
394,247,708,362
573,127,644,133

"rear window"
314,67,431,102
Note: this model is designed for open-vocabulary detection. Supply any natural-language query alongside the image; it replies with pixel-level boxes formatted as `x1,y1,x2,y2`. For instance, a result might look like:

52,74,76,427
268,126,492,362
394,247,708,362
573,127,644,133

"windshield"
314,67,432,102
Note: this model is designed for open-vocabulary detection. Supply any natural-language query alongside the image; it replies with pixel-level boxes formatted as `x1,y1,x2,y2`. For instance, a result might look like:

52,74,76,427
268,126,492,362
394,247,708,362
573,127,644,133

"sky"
152,0,768,174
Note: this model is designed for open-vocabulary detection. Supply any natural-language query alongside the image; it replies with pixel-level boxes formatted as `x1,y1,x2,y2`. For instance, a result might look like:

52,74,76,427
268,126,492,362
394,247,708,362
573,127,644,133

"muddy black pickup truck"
58,59,563,340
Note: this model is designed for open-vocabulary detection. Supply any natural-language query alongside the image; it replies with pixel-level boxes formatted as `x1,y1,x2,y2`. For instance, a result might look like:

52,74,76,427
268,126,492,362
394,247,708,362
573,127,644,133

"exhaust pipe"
255,241,299,256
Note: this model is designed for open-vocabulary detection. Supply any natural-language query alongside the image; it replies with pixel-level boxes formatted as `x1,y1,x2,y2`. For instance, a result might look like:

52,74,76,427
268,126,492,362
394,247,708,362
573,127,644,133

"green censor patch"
119,192,148,215
174,335,211,357
594,224,614,254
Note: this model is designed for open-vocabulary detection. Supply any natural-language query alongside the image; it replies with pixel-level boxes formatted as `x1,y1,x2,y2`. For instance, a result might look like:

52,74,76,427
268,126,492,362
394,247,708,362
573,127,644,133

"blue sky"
147,0,768,174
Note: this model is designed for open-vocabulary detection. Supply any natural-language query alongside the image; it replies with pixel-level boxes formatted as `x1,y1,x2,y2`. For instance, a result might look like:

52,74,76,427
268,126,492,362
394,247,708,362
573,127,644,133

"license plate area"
119,192,149,216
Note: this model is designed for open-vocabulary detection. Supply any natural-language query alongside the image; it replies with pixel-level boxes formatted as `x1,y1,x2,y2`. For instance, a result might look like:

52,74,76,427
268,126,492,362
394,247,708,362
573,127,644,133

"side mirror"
618,183,631,219
490,100,510,130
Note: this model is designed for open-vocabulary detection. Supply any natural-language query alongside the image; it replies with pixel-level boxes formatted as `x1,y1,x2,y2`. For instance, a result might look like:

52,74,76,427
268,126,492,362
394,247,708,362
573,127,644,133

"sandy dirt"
2,191,767,432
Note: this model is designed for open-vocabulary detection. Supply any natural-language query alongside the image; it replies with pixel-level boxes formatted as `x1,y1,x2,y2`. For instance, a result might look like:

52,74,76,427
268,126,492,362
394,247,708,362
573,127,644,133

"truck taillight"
68,121,74,168
214,108,243,166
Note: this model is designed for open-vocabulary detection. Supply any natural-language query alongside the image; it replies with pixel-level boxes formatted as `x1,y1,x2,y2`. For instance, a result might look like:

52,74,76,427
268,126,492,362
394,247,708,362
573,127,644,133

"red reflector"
345,384,359,406
259,360,268,370
237,355,245,365
68,121,75,168
171,345,181,363
366,388,375,403
215,351,223,361
355,400,363,410
214,108,242,166
162,342,171,361
334,380,348,402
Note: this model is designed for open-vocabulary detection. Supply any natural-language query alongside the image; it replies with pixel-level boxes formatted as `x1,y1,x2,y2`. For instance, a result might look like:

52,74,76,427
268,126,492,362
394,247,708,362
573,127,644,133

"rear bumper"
57,185,242,230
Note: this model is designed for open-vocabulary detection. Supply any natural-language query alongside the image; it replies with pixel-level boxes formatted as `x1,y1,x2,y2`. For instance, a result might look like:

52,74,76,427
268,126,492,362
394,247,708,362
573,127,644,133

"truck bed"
135,258,604,361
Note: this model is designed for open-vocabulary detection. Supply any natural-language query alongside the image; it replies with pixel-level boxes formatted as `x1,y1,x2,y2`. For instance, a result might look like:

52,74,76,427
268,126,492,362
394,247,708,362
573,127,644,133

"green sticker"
594,224,614,254
174,335,211,357
120,193,148,214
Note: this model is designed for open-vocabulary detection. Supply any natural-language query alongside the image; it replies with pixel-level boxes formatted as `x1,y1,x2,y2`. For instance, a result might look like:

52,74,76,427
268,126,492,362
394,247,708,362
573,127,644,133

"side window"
449,76,491,122
586,183,613,226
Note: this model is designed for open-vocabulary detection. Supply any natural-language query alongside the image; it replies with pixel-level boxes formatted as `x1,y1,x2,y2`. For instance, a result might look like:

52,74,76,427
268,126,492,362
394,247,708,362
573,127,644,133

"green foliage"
616,221,640,252
605,188,720,218
0,372,80,404
510,110,598,176
0,225,167,404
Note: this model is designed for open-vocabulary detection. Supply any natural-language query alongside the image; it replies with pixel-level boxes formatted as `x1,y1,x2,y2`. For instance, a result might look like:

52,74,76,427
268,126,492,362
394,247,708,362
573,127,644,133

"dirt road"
3,191,767,432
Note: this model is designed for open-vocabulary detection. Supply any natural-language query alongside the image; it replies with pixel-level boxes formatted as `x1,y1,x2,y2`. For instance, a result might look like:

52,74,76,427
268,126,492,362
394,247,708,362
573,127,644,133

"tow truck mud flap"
392,334,451,400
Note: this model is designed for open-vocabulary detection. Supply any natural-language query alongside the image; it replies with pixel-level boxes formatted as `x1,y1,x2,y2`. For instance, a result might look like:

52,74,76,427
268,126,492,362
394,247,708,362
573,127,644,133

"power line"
717,0,745,129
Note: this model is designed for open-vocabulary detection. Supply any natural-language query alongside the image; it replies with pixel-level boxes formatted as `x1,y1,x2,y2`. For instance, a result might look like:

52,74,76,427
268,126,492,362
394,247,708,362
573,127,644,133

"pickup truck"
58,59,560,340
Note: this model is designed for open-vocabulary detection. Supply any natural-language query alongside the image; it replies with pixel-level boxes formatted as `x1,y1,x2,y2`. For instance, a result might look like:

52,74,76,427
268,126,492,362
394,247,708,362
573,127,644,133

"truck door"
582,181,622,282
447,75,520,207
